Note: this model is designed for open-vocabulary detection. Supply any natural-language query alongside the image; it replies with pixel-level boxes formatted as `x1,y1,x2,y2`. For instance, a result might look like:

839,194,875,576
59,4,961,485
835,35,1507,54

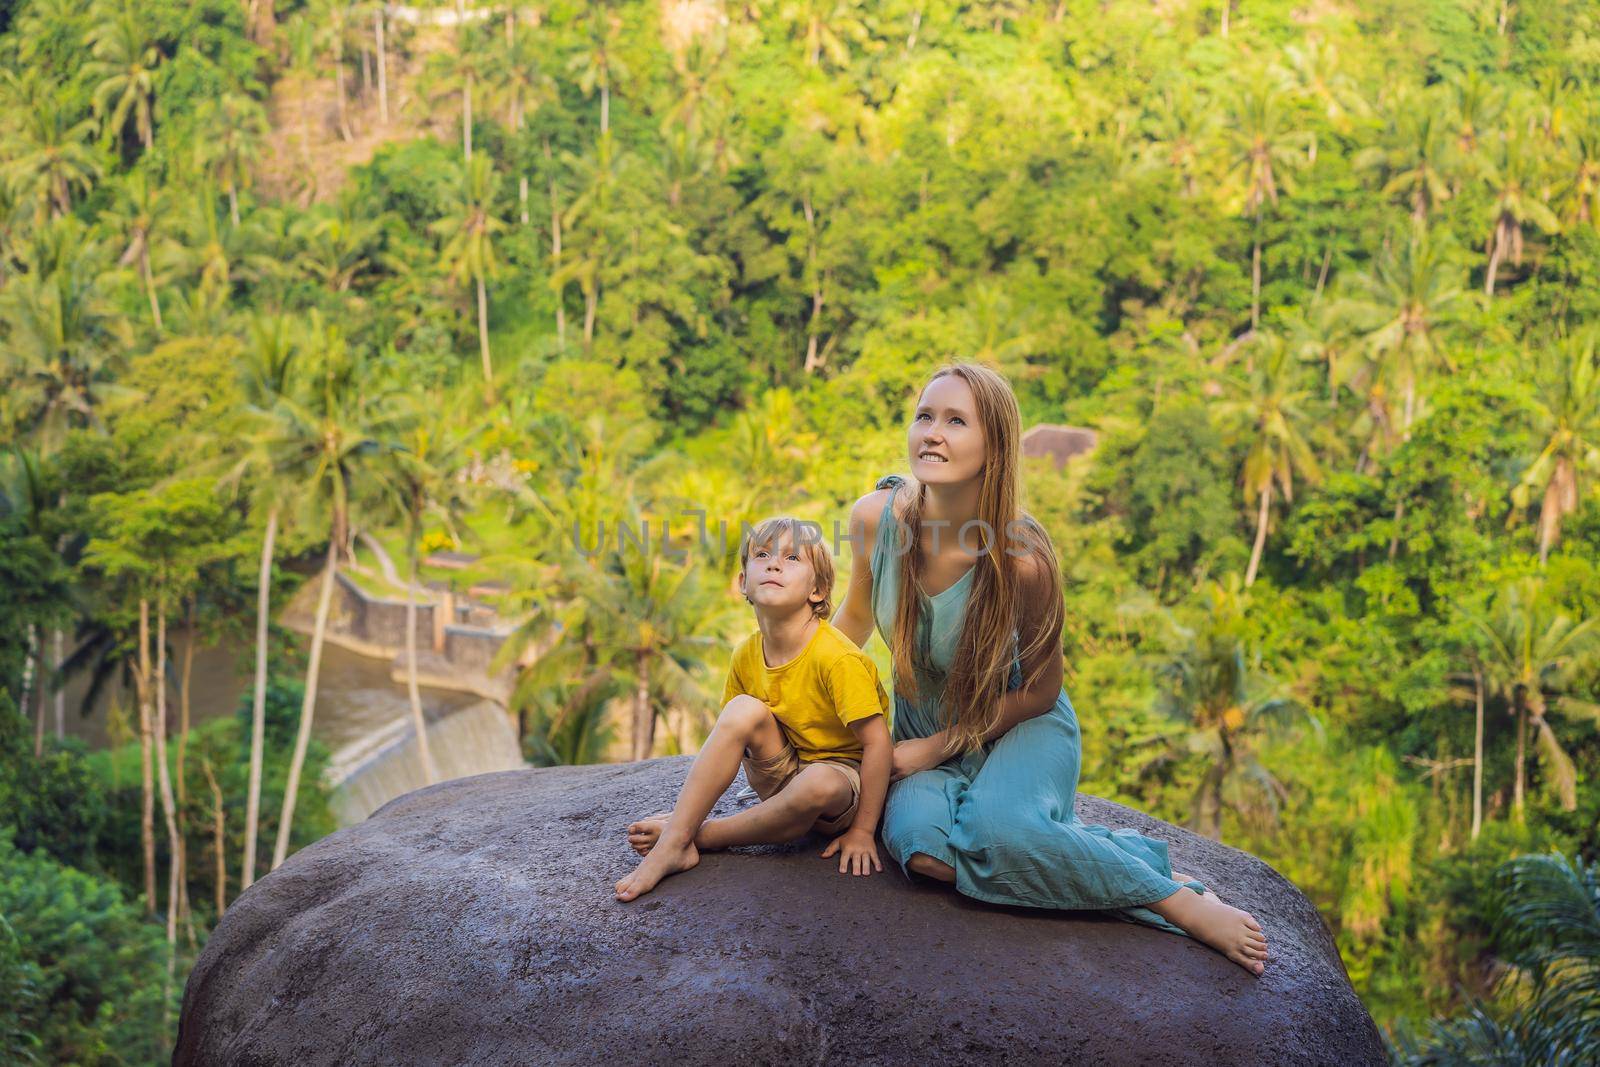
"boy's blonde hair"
738,516,834,619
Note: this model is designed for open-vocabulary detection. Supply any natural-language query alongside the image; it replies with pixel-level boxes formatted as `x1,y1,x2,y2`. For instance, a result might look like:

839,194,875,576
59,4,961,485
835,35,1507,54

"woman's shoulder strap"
869,475,905,559
873,474,905,525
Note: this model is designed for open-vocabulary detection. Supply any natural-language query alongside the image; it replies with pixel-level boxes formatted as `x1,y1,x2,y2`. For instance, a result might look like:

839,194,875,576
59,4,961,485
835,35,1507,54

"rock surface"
176,758,1386,1066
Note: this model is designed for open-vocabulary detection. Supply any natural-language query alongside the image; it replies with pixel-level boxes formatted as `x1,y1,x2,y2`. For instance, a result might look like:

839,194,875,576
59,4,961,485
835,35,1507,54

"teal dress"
870,476,1205,935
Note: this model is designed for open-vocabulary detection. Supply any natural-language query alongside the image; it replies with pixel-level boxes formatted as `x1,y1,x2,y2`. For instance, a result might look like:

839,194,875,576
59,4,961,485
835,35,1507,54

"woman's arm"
890,550,1064,778
830,488,891,649
977,552,1063,739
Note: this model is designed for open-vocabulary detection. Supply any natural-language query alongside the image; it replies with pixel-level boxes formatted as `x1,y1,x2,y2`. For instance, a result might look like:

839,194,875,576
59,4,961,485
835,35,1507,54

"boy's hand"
821,828,883,876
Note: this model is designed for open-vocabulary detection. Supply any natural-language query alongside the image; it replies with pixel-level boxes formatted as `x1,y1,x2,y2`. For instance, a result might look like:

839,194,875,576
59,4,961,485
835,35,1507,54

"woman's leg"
948,706,1182,910
1144,885,1269,975
947,699,1269,973
881,759,970,881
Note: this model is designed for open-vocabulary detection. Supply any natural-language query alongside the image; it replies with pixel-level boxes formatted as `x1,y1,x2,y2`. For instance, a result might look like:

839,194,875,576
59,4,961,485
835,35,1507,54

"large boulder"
176,758,1385,1065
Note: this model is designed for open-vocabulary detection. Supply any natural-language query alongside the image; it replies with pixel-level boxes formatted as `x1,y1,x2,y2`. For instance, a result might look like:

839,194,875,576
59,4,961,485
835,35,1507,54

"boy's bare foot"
1159,888,1269,975
625,813,672,855
615,837,700,902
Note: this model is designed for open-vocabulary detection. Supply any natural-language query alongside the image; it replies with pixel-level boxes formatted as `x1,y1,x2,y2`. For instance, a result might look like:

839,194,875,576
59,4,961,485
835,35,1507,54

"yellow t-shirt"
721,619,890,763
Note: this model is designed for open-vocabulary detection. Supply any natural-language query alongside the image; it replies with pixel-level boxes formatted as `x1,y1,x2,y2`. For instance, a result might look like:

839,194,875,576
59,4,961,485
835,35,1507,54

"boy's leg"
693,762,855,850
615,695,787,901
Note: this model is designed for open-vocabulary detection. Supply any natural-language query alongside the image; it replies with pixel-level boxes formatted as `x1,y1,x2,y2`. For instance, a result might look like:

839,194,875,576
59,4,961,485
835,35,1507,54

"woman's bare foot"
625,813,672,855
1172,872,1221,901
1156,887,1269,975
615,836,699,901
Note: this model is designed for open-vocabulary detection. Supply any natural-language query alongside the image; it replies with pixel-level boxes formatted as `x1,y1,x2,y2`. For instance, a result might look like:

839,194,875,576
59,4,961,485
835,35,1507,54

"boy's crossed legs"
615,695,855,902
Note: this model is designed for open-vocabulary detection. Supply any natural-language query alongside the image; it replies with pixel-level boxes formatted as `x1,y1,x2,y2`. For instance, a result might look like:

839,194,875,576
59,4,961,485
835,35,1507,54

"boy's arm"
821,714,890,875
720,644,746,706
850,714,891,839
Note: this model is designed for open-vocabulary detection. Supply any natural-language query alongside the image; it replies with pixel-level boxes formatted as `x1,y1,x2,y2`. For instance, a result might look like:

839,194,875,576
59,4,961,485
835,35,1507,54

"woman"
830,362,1269,975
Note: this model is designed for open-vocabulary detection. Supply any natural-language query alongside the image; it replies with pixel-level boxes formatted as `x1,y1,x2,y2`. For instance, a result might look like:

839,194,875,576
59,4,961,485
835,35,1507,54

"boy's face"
740,534,822,616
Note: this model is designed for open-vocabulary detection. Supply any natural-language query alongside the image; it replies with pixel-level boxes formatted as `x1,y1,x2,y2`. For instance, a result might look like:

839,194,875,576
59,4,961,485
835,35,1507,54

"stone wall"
283,569,517,704
334,573,437,651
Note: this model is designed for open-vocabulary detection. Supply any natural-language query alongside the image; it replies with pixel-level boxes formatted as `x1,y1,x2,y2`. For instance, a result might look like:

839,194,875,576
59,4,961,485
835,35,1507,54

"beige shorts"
740,742,862,837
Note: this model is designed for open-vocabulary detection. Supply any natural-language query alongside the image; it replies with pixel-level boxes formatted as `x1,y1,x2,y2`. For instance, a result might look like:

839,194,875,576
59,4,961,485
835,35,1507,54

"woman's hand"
891,733,952,781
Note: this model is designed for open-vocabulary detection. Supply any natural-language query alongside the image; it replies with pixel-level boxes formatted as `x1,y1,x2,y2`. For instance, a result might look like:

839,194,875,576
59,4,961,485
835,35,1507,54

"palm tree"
540,135,569,347
1144,577,1316,840
959,281,1053,385
501,477,736,761
385,399,481,785
431,155,505,403
84,0,162,153
173,181,243,302
1278,37,1366,136
727,388,821,506
567,6,629,138
0,221,131,450
103,169,172,332
492,31,555,223
0,73,103,226
659,123,717,213
0,447,65,751
1283,301,1356,403
1336,229,1467,441
1446,70,1506,169
1224,82,1307,331
1462,660,1487,841
1217,335,1322,586
1527,66,1574,145
1493,854,1600,1057
1556,112,1600,228
233,202,302,303
779,0,869,69
554,137,626,348
519,685,617,766
310,0,359,142
1142,85,1220,200
291,190,386,294
1355,91,1455,223
1512,329,1600,563
192,93,270,227
1394,852,1600,1064
1479,130,1560,296
593,546,728,761
428,30,490,160
1464,577,1599,816
217,313,300,890
493,25,550,137
1439,646,1503,843
271,317,404,869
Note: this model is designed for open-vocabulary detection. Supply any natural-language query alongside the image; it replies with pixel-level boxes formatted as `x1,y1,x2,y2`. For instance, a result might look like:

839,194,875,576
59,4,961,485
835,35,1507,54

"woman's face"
908,374,985,485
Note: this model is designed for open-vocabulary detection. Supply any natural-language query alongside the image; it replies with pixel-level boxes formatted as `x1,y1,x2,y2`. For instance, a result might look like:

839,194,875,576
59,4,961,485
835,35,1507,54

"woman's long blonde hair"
888,362,1065,753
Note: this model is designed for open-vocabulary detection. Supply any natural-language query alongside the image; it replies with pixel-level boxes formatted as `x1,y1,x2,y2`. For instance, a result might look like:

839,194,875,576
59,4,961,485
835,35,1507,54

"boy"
615,516,893,902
